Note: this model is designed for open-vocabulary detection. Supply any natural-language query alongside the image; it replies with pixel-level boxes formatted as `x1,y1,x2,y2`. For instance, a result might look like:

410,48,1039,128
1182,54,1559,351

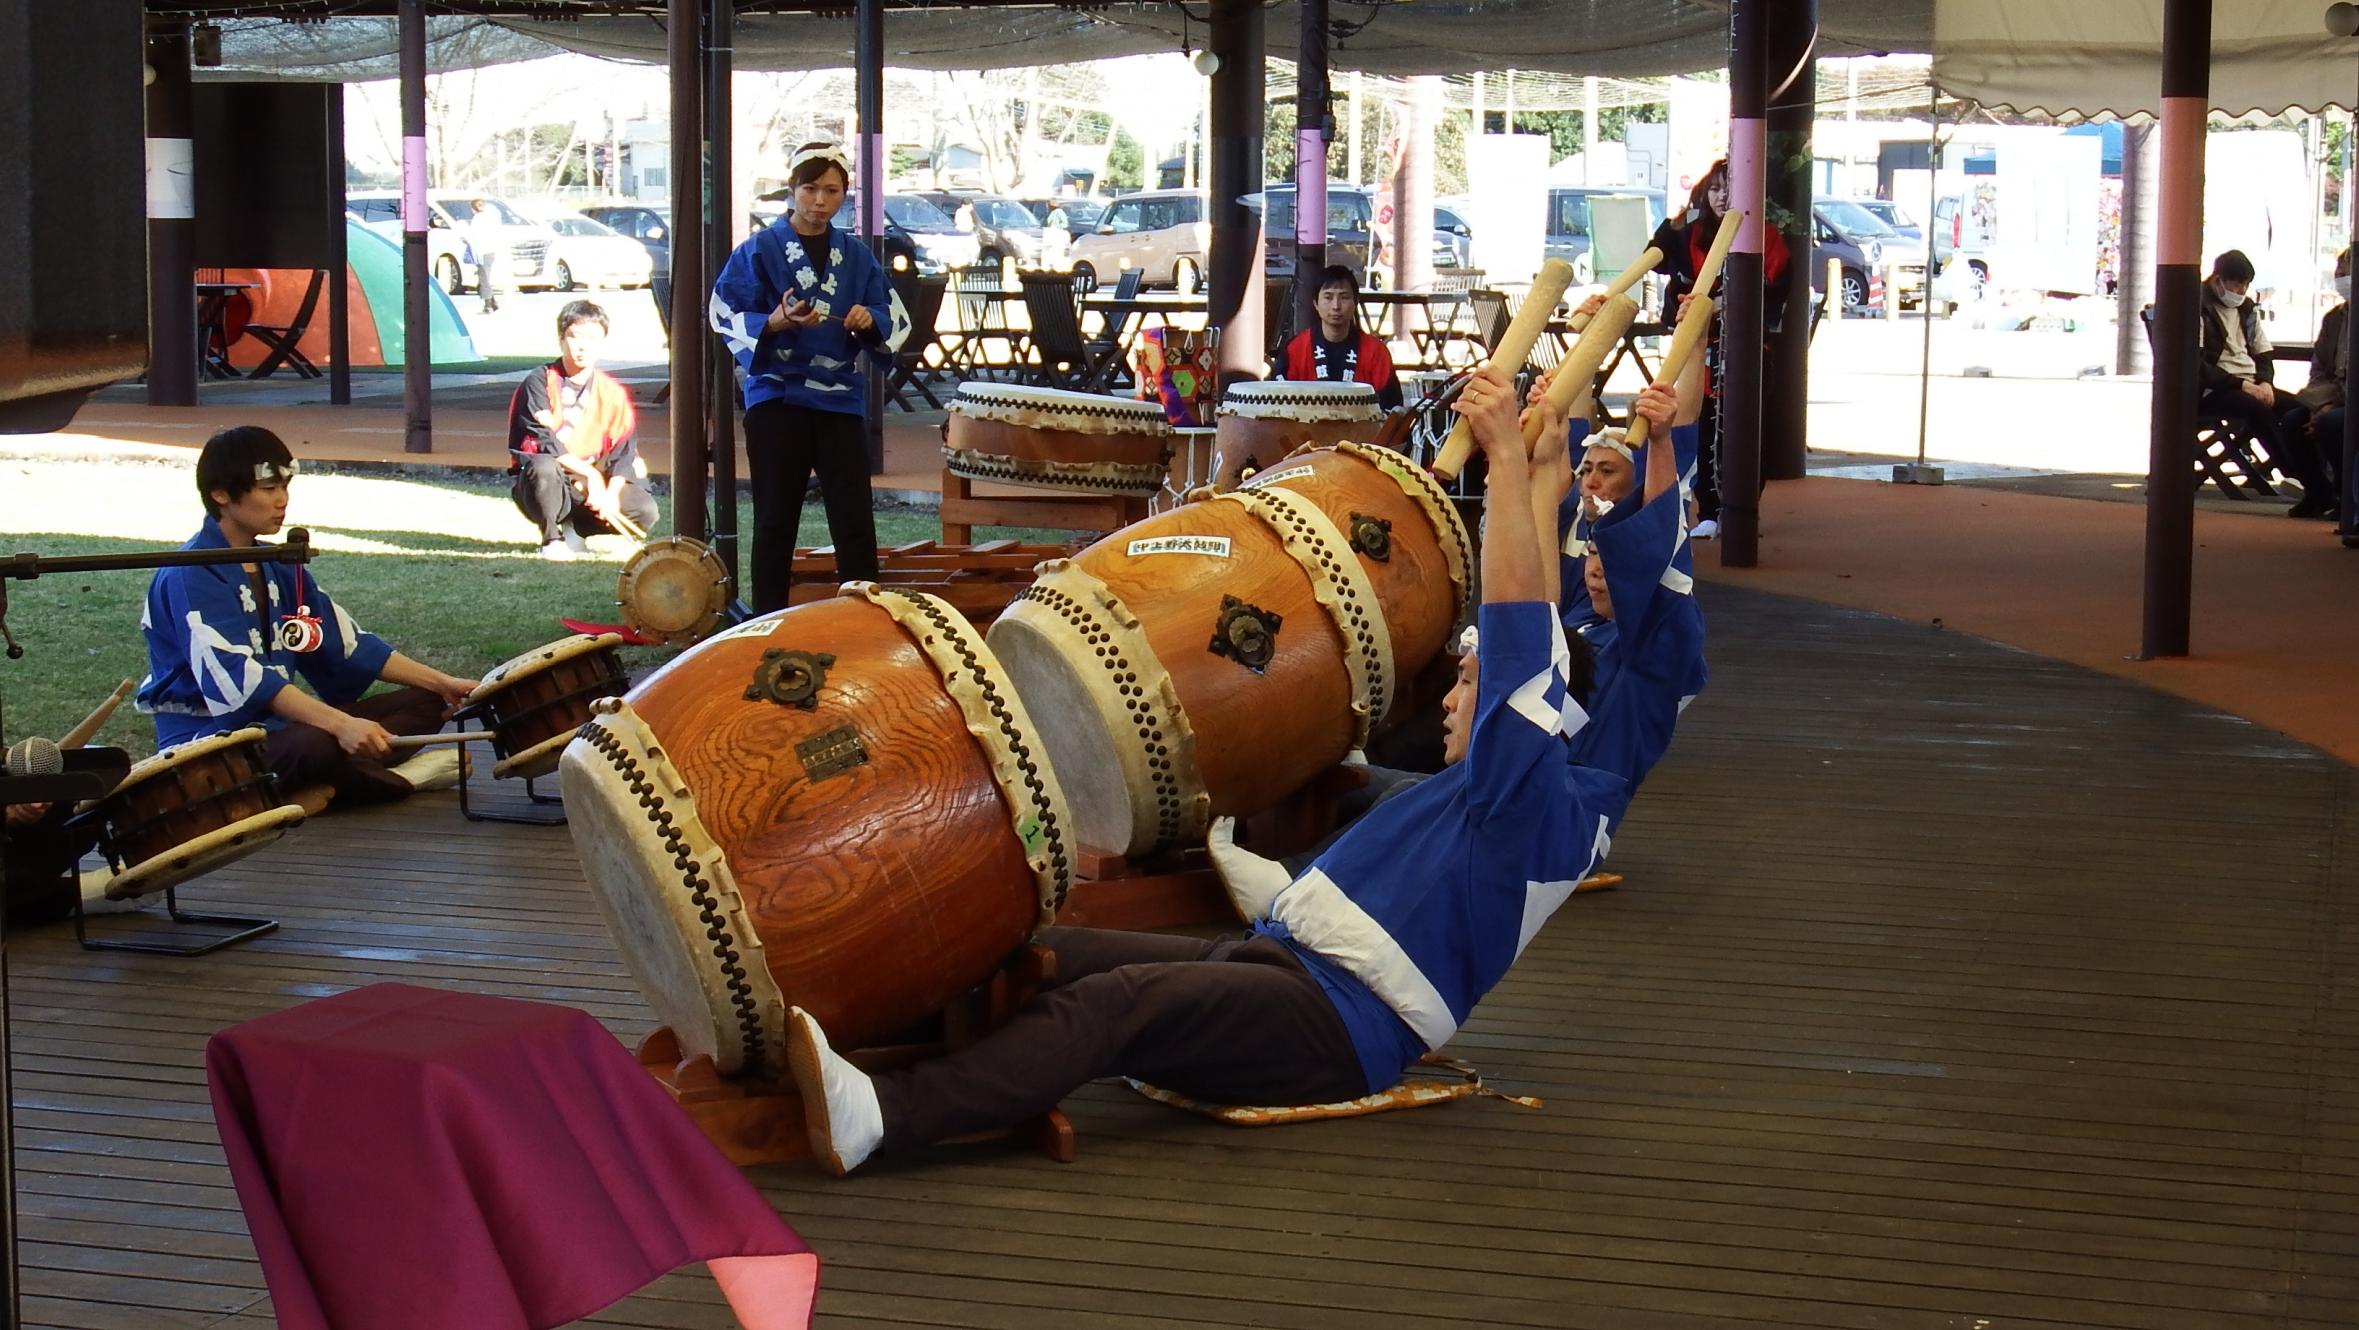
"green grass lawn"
2,466,1062,758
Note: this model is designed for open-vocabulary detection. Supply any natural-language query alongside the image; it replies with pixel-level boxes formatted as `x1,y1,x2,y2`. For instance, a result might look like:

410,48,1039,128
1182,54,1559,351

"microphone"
5,736,63,779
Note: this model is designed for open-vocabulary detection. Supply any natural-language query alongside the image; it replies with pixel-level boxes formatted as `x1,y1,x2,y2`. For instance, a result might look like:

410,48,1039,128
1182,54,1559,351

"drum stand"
637,944,1075,1168
456,749,567,827
68,867,277,957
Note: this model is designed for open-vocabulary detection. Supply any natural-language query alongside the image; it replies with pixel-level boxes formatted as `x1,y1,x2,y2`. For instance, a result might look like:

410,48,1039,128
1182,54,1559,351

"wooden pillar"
1292,0,1329,339
2140,0,2208,658
145,21,196,408
706,0,739,588
1208,0,1264,383
668,0,707,541
326,86,352,406
1718,0,1768,566
399,0,431,452
1762,0,1815,482
856,0,885,473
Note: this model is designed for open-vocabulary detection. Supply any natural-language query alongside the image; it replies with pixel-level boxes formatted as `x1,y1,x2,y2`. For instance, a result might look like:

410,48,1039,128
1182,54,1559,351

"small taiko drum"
617,536,730,645
451,634,629,780
943,383,1173,497
1212,380,1384,491
559,586,1073,1076
986,444,1467,859
70,727,304,901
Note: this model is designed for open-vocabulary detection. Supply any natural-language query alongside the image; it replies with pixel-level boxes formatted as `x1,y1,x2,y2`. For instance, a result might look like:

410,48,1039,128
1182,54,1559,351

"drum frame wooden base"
637,944,1077,1169
939,470,1152,544
69,870,277,957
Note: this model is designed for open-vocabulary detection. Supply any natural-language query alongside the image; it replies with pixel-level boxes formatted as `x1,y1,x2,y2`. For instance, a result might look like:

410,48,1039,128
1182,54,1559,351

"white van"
1068,190,1210,292
346,192,562,294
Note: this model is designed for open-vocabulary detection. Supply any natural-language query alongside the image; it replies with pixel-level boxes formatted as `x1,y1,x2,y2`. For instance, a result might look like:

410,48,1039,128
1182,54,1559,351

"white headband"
789,144,852,178
255,460,298,483
1456,624,1479,655
1585,429,1634,462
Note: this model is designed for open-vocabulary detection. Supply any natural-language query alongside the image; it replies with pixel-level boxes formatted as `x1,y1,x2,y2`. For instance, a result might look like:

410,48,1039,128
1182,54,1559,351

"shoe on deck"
1689,518,1722,540
785,1006,883,1177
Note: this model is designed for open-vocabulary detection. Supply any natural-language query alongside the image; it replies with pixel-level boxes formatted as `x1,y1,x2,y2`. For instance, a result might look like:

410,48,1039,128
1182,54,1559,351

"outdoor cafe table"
1083,290,1207,369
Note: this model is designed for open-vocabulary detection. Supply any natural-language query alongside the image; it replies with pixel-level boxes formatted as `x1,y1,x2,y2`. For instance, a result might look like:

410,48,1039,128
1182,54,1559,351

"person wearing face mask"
2297,248,2350,529
1642,159,1791,541
2201,249,2334,520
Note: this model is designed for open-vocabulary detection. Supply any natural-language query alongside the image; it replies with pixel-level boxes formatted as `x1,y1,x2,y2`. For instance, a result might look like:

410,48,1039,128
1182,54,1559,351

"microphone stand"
0,530,313,1328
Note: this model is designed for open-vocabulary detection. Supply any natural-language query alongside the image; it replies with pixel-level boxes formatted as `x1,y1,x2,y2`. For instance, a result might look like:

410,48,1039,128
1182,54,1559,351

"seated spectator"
2299,247,2349,527
507,300,660,560
1276,265,1404,411
2201,249,2333,519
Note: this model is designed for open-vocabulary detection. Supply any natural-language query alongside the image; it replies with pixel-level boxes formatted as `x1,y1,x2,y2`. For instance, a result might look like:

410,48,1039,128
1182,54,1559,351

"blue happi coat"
707,221,894,416
135,517,391,749
1250,602,1631,1094
1557,419,1708,811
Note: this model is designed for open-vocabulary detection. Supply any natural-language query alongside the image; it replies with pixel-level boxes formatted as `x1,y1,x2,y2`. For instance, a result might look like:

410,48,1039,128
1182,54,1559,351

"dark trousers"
742,398,879,614
2202,383,2328,499
4,806,88,930
264,687,451,807
510,454,660,545
872,926,1368,1155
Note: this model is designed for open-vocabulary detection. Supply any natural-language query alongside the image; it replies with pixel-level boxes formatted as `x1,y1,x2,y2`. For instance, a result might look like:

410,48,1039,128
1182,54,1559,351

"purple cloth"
207,983,820,1330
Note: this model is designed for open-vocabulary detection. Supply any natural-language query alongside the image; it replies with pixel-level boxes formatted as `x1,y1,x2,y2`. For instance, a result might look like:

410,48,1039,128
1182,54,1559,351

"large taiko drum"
1212,380,1384,491
943,383,1173,497
985,440,1469,859
559,586,1074,1077
70,727,305,901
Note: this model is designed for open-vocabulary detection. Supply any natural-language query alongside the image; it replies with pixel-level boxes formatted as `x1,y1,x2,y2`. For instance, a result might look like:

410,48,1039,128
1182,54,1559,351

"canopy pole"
2140,0,2209,658
144,18,196,409
2343,49,2359,549
1719,0,1768,567
1762,0,1815,482
706,0,739,588
1208,0,1264,385
399,0,431,452
667,0,707,542
1292,0,1328,339
856,0,885,473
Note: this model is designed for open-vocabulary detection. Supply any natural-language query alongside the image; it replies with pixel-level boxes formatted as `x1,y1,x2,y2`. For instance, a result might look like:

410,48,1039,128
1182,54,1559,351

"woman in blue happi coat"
709,142,896,611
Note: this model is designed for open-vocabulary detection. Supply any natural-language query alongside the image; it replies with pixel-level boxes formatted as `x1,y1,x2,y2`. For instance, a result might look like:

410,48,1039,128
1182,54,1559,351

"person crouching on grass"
135,426,479,815
507,300,660,561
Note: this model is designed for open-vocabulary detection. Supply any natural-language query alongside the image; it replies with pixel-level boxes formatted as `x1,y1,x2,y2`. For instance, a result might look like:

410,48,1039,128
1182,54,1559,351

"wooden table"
195,280,256,380
1355,289,1471,367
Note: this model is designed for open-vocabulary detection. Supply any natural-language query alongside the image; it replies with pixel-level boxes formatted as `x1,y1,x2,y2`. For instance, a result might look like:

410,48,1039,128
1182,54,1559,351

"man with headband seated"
135,427,479,814
782,364,1630,1176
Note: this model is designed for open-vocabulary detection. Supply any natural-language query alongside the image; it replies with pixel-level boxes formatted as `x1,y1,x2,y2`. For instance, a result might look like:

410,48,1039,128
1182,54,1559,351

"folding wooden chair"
1019,271,1122,392
885,271,950,410
244,268,326,380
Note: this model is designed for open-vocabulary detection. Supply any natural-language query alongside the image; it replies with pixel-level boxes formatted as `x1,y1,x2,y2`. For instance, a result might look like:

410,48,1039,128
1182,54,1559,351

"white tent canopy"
1932,0,2355,119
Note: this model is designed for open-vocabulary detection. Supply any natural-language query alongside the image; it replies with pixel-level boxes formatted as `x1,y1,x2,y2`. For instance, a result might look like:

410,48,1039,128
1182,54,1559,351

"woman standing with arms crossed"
710,142,892,611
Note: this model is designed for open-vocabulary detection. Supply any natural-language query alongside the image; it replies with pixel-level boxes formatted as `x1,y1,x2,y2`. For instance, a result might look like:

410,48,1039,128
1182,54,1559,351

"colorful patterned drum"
985,441,1466,858
943,383,1174,497
560,587,1073,1076
1212,380,1384,491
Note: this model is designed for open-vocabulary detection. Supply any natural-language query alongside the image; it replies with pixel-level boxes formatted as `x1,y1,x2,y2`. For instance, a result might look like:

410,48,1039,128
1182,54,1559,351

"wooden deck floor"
11,583,2356,1329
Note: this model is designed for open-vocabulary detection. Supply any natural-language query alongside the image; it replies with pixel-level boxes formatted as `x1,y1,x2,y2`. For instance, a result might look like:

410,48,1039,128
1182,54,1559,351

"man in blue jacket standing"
783,365,1637,1176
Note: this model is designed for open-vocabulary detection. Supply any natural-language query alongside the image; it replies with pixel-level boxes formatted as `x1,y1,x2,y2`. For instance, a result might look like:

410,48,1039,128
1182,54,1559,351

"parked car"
1245,185,1461,289
534,210,655,291
347,191,561,294
1543,187,1669,283
750,190,977,272
581,204,672,279
1811,199,1903,313
1068,189,1208,292
965,194,1046,267
1433,201,1474,269
1843,196,1957,310
745,191,952,275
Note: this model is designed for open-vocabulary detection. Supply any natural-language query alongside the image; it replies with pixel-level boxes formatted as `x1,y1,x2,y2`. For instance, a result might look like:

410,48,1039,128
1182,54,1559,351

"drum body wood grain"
561,588,1072,1077
1212,380,1383,491
73,728,305,900
943,383,1173,497
453,634,630,780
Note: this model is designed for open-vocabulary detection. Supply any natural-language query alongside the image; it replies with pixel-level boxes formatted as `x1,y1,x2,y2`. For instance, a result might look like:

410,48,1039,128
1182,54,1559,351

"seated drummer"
507,299,659,562
135,427,479,814
1276,265,1405,411
785,364,1629,1176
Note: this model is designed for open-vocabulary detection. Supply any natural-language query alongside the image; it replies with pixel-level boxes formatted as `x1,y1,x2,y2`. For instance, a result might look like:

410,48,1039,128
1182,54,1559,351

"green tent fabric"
347,220,478,366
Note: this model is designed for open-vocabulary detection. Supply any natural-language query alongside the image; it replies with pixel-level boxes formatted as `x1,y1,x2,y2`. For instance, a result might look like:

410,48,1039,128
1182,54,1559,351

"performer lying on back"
783,364,1629,1176
135,426,478,811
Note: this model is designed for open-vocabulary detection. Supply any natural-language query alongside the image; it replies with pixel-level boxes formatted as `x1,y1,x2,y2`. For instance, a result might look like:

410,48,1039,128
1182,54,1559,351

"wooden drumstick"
1626,293,1717,453
385,731,495,751
57,680,135,750
1432,257,1577,482
1685,209,1744,311
606,508,649,543
1523,295,1639,446
1563,246,1664,335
